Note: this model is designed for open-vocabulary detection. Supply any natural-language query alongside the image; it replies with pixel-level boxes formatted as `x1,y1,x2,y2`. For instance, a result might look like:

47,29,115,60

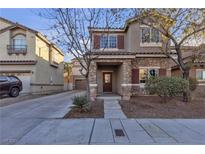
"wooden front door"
103,72,112,92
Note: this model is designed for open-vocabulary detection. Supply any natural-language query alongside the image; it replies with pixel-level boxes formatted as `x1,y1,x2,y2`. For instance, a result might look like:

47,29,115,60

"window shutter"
93,35,100,49
159,69,167,76
117,35,124,49
132,69,139,84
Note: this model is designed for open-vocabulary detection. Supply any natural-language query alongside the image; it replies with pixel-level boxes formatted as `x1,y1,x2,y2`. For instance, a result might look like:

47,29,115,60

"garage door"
75,79,87,90
17,76,31,93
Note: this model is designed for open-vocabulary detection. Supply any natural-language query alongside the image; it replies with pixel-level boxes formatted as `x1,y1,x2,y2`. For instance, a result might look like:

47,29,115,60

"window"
139,69,148,83
151,29,160,43
149,69,158,77
100,35,117,48
12,34,26,50
139,68,159,83
141,27,150,43
0,76,8,82
141,27,160,43
109,36,117,48
53,52,58,63
104,74,111,83
196,69,205,80
100,36,108,48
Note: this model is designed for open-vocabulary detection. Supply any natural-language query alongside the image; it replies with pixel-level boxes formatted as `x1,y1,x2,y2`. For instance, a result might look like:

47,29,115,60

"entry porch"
89,60,132,101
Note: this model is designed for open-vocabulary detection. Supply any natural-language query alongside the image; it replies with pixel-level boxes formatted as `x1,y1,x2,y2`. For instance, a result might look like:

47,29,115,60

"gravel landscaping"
63,100,104,118
120,95,205,118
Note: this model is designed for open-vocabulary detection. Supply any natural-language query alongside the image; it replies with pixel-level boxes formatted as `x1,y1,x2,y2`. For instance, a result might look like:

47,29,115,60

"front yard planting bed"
120,96,205,118
63,99,104,118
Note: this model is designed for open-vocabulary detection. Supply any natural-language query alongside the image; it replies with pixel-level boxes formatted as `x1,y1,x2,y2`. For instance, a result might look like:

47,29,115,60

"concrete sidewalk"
1,118,205,145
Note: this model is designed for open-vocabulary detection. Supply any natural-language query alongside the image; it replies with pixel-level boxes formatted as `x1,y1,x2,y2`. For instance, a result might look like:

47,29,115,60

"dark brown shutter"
132,69,139,84
93,35,100,49
117,35,124,49
159,69,167,76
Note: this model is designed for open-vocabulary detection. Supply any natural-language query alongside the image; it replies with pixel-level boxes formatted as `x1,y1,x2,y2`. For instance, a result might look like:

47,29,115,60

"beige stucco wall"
0,19,64,94
0,28,36,61
32,36,64,93
126,22,163,53
0,20,12,30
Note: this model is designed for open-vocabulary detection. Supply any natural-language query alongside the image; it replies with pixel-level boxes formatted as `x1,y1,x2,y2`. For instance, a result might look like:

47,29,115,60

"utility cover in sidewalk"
115,129,125,137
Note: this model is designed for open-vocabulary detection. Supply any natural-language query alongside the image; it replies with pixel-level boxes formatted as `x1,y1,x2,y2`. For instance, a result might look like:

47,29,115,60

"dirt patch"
120,96,205,118
64,100,104,118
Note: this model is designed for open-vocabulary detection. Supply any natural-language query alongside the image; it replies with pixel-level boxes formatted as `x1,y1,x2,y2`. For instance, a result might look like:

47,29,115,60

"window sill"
8,51,27,55
50,61,59,68
140,43,162,47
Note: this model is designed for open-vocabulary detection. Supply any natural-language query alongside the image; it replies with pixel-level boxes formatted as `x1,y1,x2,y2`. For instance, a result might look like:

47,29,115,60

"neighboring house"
64,62,73,91
70,59,87,90
171,47,205,93
0,17,64,94
71,17,204,100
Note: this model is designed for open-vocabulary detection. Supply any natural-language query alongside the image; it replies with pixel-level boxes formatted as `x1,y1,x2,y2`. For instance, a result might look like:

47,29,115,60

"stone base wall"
88,57,173,100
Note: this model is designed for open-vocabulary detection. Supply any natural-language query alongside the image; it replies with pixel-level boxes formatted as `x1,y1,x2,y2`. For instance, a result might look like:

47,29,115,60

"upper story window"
7,34,27,54
141,27,160,43
12,34,26,48
196,69,205,80
53,52,58,64
100,35,117,49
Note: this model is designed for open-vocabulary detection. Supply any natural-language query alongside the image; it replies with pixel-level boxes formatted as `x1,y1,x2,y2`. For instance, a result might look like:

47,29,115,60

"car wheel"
10,87,19,97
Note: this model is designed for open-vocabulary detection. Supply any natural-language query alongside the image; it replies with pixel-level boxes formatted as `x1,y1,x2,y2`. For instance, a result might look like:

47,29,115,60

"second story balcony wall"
7,45,27,54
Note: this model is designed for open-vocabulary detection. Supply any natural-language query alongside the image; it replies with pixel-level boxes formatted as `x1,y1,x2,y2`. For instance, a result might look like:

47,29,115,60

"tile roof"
0,60,37,65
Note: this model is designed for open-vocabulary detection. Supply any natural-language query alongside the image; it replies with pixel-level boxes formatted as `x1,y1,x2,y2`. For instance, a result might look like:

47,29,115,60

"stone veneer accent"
89,61,98,101
121,60,132,100
88,57,172,100
132,57,171,68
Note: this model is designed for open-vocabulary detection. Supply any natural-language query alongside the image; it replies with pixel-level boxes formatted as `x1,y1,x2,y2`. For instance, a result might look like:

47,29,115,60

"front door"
103,72,112,93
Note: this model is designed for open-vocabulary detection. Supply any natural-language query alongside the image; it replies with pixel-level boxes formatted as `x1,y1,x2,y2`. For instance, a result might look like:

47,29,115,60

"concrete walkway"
98,95,127,119
104,100,127,119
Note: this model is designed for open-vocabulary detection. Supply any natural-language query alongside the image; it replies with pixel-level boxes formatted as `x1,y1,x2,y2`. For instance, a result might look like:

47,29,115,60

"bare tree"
39,8,120,103
130,8,205,102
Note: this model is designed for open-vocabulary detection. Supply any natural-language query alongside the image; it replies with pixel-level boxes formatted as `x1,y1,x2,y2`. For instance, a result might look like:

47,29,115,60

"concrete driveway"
0,91,85,144
1,91,205,145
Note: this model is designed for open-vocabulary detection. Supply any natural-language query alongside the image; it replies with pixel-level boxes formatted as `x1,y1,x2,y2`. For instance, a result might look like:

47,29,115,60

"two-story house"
71,17,204,101
0,17,64,94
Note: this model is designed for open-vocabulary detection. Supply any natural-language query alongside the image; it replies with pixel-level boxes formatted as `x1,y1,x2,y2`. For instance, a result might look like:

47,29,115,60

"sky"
0,8,72,62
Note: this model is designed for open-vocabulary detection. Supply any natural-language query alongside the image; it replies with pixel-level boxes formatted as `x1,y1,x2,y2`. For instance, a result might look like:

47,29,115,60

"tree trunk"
182,69,191,102
86,77,91,109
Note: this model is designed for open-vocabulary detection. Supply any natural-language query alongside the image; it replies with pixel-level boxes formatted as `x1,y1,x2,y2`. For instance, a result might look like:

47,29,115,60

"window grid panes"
151,29,160,43
100,35,117,48
12,34,26,50
196,70,205,80
109,36,117,48
100,36,108,48
141,27,160,43
139,68,158,83
141,28,150,43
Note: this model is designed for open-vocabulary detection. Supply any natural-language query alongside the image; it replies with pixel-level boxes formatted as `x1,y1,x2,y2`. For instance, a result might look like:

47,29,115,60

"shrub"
145,77,189,103
189,78,198,91
72,95,89,112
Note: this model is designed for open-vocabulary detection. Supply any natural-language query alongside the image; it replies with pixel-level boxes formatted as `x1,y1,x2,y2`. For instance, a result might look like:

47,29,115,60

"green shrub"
72,95,89,112
189,78,198,91
145,77,189,103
